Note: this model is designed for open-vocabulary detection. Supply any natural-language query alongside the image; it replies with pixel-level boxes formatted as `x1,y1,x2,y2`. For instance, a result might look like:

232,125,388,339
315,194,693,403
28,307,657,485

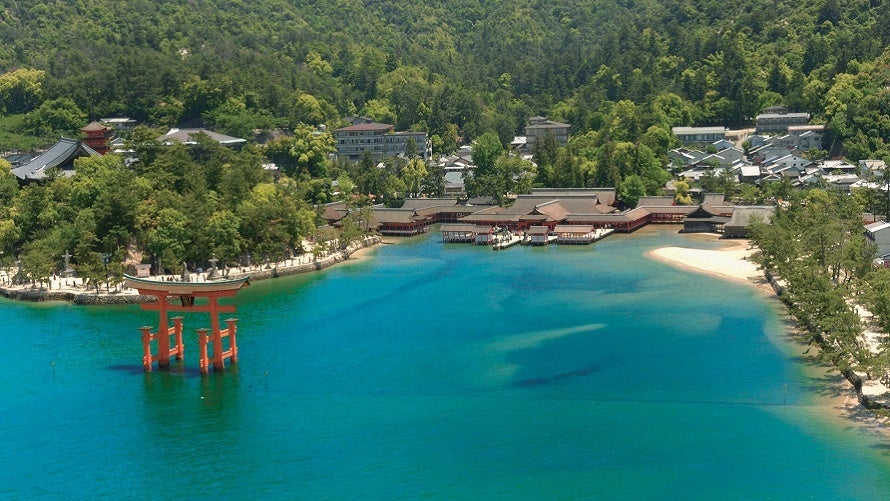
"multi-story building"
755,107,810,134
524,116,570,151
334,120,430,162
671,126,727,144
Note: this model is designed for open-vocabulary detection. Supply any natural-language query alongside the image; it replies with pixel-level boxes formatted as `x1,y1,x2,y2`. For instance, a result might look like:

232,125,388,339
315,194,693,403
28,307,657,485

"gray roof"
672,126,726,135
440,223,477,232
159,128,246,145
725,206,776,228
865,221,890,234
11,138,99,180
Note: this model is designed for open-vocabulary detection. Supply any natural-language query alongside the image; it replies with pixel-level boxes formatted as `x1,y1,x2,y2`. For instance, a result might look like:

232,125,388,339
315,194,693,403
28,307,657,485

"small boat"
122,274,250,296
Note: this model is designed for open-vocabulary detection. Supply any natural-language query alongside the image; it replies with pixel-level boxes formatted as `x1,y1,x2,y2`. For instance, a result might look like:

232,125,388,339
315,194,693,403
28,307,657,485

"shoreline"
646,235,890,440
0,235,381,305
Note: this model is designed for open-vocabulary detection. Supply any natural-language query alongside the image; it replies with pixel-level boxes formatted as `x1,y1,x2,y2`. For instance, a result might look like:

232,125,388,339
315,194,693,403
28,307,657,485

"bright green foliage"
0,68,45,114
402,158,428,198
204,96,280,139
673,178,693,205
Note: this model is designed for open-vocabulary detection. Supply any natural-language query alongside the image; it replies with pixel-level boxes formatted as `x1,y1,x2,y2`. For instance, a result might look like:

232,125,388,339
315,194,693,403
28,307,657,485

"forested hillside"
1,0,889,158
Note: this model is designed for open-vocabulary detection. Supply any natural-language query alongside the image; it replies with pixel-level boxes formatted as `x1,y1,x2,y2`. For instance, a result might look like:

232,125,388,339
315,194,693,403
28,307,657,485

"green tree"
533,132,559,186
674,178,693,205
144,207,190,274
471,132,503,177
619,175,648,207
402,157,428,197
291,125,335,178
21,98,86,137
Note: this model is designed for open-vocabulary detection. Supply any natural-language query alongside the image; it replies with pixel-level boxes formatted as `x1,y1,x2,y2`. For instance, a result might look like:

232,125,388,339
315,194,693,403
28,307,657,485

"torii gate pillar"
123,274,250,374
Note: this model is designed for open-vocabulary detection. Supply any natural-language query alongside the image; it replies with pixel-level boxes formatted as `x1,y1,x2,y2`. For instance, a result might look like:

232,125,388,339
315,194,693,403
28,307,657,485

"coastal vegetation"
749,189,890,410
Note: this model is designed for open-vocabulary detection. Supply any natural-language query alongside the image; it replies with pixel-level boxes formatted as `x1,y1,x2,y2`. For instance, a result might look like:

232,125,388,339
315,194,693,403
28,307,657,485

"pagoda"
81,121,111,154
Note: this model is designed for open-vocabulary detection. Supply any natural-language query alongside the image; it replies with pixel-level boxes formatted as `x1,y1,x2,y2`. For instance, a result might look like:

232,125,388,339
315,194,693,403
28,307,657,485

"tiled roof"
439,223,477,232
526,120,570,129
81,121,110,132
11,138,99,180
369,208,426,224
725,207,775,228
865,221,890,233
637,196,676,208
400,198,458,210
553,225,595,233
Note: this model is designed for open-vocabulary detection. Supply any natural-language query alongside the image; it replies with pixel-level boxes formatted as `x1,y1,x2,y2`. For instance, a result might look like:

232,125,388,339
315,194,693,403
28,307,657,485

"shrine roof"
11,138,99,181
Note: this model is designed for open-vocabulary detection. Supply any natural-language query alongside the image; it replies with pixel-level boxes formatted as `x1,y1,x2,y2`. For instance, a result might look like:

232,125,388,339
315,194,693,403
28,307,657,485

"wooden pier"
493,234,522,250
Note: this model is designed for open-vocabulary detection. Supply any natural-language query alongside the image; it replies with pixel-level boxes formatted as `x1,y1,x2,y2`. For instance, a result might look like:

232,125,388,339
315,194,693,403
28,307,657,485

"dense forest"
1,0,890,284
1,0,889,154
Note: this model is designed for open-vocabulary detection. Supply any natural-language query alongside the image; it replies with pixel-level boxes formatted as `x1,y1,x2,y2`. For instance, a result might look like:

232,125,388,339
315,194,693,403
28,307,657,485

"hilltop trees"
0,0,888,159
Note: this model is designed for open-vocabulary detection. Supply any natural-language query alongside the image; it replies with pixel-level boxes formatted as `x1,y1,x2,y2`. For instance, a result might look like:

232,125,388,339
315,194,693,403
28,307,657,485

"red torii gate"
123,274,250,374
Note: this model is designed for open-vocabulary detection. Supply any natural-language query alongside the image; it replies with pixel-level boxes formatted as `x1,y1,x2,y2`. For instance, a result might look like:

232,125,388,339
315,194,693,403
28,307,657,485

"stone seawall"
764,269,890,412
0,288,154,305
0,236,381,306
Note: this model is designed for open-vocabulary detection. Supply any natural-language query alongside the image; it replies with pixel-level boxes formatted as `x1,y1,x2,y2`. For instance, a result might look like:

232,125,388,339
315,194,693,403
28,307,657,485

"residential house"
859,159,887,179
820,159,858,174
100,117,138,133
735,164,763,184
158,128,247,148
696,147,746,168
668,148,708,169
438,154,474,198
817,173,861,192
787,125,825,151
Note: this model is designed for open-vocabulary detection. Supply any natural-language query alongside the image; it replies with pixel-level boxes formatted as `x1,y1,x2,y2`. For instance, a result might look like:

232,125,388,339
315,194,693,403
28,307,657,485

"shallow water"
1,228,889,499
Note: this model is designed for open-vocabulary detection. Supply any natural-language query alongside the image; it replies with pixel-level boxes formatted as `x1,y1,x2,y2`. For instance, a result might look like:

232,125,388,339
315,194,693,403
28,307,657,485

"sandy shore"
648,235,890,441
648,240,764,286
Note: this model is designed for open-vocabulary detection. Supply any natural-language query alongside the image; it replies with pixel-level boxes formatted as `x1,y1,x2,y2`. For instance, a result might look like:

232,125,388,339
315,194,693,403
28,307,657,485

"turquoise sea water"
2,227,890,499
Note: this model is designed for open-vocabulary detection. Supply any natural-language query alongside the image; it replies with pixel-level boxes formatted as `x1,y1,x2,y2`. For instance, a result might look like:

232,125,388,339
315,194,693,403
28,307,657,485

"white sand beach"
648,240,764,285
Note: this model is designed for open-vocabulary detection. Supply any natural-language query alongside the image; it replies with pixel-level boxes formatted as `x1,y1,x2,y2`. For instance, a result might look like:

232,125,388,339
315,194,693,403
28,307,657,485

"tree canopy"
0,0,888,159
